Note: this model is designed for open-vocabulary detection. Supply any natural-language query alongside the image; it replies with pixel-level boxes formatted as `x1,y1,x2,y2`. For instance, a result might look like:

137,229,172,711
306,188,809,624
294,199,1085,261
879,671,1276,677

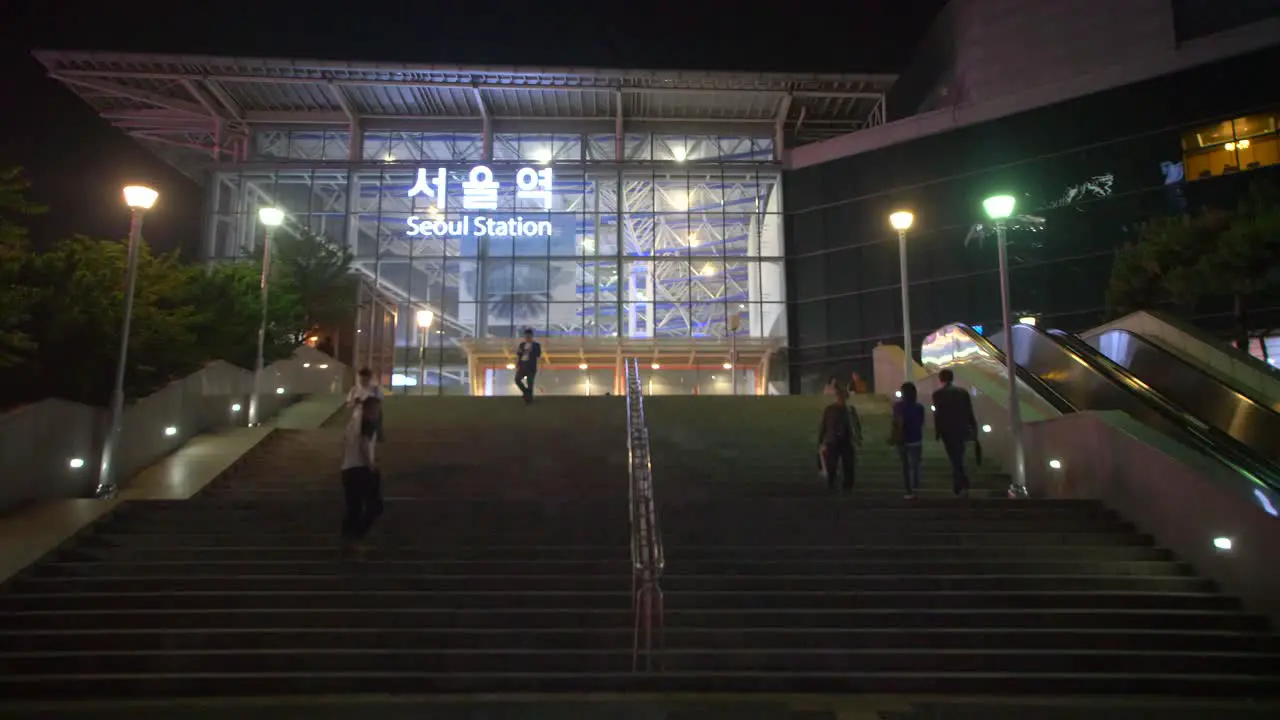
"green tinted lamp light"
983,194,1016,220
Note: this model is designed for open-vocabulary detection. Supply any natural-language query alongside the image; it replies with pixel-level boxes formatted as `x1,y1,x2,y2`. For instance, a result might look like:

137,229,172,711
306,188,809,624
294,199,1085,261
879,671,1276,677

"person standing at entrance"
932,369,978,497
818,387,859,492
891,382,926,499
341,395,383,553
514,328,542,404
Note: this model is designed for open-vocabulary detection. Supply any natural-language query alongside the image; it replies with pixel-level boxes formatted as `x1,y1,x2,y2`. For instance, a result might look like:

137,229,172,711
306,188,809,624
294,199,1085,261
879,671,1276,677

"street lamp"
982,194,1027,497
96,185,160,497
416,309,434,395
889,210,915,384
248,207,285,426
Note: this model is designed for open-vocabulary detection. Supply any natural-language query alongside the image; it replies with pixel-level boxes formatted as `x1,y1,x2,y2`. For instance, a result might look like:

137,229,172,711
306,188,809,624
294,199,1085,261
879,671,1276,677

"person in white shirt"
347,367,385,439
341,396,382,551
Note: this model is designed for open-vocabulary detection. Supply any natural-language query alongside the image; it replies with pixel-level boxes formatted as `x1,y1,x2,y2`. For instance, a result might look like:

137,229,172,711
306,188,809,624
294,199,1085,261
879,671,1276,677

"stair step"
2,669,1278,699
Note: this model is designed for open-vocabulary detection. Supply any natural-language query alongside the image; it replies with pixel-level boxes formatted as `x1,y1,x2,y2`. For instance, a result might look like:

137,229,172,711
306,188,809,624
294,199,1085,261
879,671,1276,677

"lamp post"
416,309,434,395
96,185,160,497
248,207,285,427
982,194,1028,497
889,210,915,385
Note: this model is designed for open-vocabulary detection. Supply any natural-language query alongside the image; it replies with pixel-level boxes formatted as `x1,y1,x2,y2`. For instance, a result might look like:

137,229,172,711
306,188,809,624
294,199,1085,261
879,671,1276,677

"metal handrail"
623,357,664,672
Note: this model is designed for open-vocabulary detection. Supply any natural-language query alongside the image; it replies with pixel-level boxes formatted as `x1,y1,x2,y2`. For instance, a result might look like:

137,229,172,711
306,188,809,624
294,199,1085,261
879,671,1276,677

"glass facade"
207,130,786,394
783,45,1280,393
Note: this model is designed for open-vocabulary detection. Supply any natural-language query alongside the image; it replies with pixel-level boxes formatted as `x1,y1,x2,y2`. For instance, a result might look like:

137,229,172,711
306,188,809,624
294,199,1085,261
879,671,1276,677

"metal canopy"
34,50,894,175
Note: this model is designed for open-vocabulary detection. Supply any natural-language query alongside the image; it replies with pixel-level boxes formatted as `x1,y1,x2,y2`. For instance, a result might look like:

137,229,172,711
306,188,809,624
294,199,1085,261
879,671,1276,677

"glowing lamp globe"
123,185,159,210
888,210,914,231
983,195,1016,220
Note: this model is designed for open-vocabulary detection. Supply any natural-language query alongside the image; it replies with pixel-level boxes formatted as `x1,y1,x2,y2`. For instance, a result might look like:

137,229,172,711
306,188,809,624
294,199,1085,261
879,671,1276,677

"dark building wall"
783,44,1280,393
1173,0,1280,42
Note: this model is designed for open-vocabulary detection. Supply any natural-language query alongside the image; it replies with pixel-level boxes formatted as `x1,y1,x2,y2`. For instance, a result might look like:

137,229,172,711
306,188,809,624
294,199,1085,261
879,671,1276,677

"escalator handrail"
1045,327,1280,492
1146,309,1280,381
926,322,1077,415
1099,328,1280,425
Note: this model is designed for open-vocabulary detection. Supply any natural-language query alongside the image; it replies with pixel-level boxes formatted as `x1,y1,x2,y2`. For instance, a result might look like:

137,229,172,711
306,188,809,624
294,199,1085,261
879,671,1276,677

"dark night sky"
0,0,946,255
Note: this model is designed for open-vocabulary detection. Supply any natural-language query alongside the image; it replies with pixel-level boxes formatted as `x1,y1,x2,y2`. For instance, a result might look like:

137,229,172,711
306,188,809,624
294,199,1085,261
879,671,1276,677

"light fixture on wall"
579,363,589,370
1048,459,1063,469
164,426,178,437
1213,536,1233,551
722,362,733,370
276,387,285,395
982,424,992,433
231,403,242,412
68,458,85,469
651,362,661,370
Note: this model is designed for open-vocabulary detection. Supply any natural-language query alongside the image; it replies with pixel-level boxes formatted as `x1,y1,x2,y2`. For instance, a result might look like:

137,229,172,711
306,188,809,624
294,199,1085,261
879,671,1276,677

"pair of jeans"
898,443,923,495
341,467,383,539
515,368,537,402
941,435,970,494
821,443,856,491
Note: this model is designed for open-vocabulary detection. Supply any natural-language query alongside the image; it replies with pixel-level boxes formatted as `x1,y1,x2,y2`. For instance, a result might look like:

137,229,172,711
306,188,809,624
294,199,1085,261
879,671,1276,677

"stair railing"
624,357,664,672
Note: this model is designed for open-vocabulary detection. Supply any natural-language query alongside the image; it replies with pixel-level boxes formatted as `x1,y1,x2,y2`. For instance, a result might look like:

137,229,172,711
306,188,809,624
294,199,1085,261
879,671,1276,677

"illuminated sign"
406,165,554,237
406,215,554,238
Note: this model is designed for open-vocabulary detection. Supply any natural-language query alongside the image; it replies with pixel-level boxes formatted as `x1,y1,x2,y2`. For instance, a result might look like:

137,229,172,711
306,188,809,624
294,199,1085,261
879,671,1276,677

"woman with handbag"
891,382,926,499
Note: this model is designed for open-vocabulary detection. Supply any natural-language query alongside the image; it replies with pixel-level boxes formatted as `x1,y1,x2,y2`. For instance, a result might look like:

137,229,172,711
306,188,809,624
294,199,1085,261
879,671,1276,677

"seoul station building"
36,49,889,396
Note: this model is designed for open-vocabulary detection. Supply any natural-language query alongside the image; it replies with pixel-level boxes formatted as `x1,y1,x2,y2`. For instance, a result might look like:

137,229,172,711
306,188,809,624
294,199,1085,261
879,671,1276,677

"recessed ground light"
303,363,311,368
68,458,85,469
1213,536,1233,551
276,387,285,394
164,426,178,437
1048,459,1063,470
319,364,329,369
982,424,992,433
231,403,242,412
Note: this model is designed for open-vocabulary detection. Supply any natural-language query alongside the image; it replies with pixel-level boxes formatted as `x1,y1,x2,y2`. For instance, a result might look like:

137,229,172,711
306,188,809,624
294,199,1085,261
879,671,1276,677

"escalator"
986,323,1280,493
1087,328,1280,465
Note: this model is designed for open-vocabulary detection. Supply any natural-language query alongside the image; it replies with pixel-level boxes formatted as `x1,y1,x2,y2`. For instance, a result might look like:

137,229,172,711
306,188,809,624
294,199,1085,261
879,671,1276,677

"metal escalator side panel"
921,323,1074,415
1042,327,1280,494
1090,329,1280,465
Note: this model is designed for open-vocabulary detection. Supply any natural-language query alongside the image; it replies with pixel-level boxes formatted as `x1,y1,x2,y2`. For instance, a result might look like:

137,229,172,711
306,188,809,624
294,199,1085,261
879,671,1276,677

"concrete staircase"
2,392,1278,708
0,396,633,699
645,395,1280,695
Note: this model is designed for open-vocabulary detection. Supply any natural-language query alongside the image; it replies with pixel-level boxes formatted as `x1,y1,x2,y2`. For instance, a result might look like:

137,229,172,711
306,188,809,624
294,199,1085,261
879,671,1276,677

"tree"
1107,180,1280,349
272,228,358,343
184,260,307,369
10,236,205,406
0,168,44,367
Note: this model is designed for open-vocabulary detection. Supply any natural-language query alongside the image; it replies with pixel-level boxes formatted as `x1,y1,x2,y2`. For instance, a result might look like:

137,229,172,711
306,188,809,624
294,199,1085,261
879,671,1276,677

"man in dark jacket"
514,328,542,404
932,369,978,496
818,386,860,492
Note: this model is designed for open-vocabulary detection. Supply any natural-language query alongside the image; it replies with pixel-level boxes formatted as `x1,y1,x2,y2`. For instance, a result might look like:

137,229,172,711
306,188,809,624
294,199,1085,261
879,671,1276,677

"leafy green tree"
1108,180,1280,349
184,260,307,369
12,236,204,405
0,168,44,367
271,227,358,344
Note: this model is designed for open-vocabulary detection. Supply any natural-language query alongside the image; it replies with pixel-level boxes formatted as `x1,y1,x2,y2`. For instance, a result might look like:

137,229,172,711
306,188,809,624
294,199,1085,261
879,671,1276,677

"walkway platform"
0,394,345,585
